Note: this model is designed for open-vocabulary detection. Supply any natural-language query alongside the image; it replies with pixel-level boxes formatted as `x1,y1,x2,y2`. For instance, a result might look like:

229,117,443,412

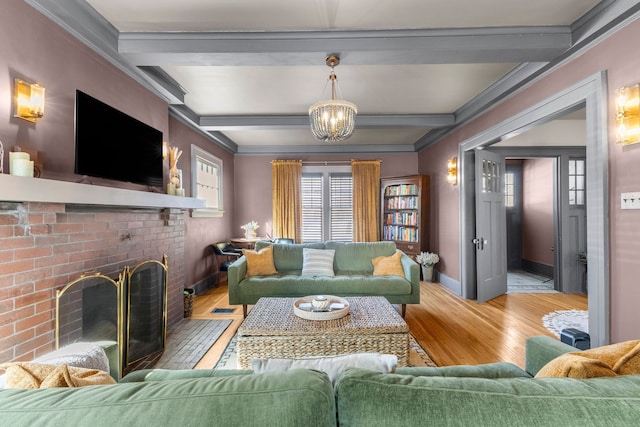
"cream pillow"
251,353,397,385
301,248,335,276
372,251,404,277
243,245,278,276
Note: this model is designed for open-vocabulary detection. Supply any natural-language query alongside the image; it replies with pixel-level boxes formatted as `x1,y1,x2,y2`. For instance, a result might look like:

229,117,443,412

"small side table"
230,237,268,250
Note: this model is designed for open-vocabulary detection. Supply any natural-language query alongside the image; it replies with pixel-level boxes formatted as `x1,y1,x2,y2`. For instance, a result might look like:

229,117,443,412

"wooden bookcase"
380,174,430,258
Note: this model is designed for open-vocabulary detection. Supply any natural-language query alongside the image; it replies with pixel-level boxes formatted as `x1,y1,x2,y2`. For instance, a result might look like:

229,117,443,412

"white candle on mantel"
12,158,33,177
9,152,30,175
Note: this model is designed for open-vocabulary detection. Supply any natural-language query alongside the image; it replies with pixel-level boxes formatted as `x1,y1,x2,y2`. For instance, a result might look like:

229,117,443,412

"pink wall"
0,1,168,185
168,117,236,288
233,153,420,238
521,158,554,266
419,17,640,342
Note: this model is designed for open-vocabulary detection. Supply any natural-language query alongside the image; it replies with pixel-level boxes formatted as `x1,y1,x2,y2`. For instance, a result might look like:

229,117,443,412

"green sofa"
227,241,420,317
2,336,639,426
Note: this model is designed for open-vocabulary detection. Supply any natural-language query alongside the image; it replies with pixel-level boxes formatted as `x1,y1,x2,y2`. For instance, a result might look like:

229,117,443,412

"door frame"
458,71,609,347
493,147,588,293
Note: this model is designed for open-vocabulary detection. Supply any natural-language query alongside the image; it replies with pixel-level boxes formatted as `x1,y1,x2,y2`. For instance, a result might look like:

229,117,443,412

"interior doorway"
458,72,609,347
505,158,558,294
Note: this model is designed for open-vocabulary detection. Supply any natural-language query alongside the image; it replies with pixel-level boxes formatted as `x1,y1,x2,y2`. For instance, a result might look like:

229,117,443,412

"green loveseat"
227,241,420,317
2,336,640,426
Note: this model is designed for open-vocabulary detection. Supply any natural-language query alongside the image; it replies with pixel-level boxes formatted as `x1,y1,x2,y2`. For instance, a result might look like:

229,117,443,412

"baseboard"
437,272,462,297
521,259,553,279
190,273,218,295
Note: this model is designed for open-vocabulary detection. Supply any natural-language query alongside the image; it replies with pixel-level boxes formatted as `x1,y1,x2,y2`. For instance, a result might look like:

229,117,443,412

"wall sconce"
616,83,640,145
447,157,457,185
14,79,45,122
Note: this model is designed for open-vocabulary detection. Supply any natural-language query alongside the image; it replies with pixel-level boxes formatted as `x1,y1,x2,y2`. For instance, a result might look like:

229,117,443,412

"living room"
1,0,640,413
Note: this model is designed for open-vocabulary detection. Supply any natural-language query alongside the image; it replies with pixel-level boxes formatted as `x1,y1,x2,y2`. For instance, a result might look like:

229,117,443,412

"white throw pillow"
35,342,111,373
251,353,397,385
301,248,335,277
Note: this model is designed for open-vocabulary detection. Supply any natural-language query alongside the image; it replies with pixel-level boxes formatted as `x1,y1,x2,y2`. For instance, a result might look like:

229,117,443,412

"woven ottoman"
237,296,409,369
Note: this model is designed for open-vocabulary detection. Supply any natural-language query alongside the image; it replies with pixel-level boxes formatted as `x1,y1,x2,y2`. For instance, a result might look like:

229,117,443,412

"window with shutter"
301,166,352,242
190,145,223,217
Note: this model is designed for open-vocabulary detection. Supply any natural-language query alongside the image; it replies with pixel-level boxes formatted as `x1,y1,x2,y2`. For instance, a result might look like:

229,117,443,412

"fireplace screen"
124,257,168,368
55,255,168,378
56,273,121,349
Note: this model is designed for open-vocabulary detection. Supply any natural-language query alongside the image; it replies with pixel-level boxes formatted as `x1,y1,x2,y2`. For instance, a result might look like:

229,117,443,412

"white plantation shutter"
330,174,353,241
301,174,323,242
301,169,352,242
190,145,223,217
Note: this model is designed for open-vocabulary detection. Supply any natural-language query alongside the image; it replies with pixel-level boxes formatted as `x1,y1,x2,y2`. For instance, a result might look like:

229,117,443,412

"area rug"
507,271,556,294
542,309,588,338
214,333,436,370
153,319,232,370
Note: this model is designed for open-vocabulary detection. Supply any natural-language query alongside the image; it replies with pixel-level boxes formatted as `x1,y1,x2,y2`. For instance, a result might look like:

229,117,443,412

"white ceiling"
32,0,620,154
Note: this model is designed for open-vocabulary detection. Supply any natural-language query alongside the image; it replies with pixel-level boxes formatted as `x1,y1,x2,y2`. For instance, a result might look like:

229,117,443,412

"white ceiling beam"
118,27,571,66
198,114,454,131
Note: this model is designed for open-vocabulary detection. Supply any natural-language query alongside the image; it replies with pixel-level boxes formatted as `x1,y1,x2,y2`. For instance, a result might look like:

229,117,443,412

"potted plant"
416,251,439,282
241,221,260,239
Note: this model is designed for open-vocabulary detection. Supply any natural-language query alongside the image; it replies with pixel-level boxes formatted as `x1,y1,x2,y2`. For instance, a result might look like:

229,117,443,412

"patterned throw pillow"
301,248,335,276
372,251,405,277
243,245,278,276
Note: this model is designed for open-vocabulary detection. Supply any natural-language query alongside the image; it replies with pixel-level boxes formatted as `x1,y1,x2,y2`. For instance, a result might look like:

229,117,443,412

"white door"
475,149,507,303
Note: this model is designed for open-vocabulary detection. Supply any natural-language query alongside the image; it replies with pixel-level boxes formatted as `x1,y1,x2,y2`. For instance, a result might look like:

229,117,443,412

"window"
301,166,352,242
190,145,223,217
568,159,585,206
505,172,515,207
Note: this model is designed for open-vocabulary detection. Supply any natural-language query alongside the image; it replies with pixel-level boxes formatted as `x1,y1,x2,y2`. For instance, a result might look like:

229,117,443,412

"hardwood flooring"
189,280,587,370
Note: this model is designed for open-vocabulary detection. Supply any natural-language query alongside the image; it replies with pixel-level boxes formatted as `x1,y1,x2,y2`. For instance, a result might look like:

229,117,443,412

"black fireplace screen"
124,258,168,366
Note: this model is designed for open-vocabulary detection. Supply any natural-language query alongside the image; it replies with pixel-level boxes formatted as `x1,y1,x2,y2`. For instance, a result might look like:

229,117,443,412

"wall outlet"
621,192,640,209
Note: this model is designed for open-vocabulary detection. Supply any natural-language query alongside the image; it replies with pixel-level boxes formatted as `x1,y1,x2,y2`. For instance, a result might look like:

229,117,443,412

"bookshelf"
380,174,430,257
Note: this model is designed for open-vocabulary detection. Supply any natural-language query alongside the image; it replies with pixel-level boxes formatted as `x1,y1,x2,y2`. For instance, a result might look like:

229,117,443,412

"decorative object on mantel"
241,220,260,239
9,150,34,177
308,55,357,143
167,145,183,195
416,251,439,282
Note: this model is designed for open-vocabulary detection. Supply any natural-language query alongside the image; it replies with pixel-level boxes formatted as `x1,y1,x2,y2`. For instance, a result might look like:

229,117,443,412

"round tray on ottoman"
293,295,350,321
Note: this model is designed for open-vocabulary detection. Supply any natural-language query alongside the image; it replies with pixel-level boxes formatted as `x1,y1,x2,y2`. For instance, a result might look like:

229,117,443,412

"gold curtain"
272,160,302,243
352,160,381,242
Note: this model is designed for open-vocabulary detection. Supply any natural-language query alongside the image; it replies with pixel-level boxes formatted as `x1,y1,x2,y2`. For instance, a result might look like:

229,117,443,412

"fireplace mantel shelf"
0,174,206,209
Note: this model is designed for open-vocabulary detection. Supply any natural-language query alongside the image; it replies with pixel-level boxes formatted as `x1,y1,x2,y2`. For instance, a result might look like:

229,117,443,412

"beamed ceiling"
26,0,640,154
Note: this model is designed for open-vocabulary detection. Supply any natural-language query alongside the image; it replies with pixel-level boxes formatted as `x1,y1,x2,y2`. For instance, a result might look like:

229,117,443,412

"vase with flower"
416,251,439,282
241,221,260,239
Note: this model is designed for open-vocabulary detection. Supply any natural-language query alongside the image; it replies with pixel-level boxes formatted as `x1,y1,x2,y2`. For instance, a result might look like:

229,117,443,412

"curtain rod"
271,160,382,165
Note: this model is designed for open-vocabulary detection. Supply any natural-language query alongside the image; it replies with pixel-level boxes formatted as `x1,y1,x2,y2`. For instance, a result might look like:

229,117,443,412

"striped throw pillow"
301,248,335,276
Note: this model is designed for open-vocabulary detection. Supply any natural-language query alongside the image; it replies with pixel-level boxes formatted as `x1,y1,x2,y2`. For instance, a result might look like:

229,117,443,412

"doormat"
153,319,232,370
213,333,436,370
212,308,235,314
542,309,588,338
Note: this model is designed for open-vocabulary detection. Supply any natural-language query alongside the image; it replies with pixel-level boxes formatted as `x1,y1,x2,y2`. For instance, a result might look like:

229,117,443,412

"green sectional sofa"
2,336,640,426
227,241,420,317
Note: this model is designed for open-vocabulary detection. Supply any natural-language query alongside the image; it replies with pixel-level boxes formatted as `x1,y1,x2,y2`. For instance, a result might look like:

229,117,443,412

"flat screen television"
74,90,164,187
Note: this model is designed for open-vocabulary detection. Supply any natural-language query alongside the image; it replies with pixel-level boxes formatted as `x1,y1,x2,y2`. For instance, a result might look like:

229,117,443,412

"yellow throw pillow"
243,245,278,277
372,251,404,278
0,362,116,388
535,339,640,379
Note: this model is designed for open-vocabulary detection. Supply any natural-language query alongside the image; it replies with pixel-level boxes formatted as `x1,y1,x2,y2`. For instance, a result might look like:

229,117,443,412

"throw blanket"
0,362,116,388
536,340,640,378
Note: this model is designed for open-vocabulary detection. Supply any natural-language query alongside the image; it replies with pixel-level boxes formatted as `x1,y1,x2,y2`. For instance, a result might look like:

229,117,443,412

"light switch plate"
621,192,640,209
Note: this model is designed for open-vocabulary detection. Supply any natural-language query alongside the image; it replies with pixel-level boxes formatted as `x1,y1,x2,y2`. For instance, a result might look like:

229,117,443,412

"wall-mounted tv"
74,90,164,187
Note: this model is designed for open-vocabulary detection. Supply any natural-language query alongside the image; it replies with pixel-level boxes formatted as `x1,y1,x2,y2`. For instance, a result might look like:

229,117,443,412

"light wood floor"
191,281,587,370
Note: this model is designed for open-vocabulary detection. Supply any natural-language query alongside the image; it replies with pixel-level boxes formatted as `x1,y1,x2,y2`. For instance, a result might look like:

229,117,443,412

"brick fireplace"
0,201,187,365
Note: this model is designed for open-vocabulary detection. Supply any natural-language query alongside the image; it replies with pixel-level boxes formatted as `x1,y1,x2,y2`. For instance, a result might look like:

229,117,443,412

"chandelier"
308,55,357,142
